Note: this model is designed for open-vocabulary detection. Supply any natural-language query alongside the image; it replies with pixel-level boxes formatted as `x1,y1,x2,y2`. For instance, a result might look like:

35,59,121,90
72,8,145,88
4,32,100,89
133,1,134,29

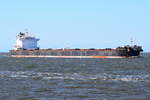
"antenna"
24,28,29,34
64,43,70,49
24,28,35,37
130,37,134,46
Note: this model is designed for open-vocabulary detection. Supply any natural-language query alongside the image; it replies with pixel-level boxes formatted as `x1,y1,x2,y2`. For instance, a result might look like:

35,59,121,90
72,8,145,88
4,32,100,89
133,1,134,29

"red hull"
11,55,129,58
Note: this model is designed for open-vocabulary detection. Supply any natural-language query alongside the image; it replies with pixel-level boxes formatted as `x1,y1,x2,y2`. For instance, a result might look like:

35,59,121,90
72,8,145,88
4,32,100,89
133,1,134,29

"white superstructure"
14,32,40,50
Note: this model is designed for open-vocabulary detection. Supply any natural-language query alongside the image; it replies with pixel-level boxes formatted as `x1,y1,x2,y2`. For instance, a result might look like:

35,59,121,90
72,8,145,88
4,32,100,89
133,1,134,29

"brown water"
0,53,150,100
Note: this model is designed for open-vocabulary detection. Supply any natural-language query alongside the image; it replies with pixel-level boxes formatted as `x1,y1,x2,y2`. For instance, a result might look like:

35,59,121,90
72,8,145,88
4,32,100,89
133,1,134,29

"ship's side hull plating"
11,55,129,58
10,47,142,58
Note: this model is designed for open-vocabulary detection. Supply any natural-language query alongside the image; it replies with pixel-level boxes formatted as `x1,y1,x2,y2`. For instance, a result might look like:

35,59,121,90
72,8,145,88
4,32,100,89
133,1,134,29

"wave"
0,71,149,82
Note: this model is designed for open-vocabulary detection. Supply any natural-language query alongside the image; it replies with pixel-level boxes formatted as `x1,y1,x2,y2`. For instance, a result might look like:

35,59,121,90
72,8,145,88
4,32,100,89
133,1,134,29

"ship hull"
11,55,129,58
10,47,142,58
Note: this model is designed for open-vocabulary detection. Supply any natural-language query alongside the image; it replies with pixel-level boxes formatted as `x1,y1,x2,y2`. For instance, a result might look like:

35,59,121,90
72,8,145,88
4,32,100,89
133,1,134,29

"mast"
130,37,134,46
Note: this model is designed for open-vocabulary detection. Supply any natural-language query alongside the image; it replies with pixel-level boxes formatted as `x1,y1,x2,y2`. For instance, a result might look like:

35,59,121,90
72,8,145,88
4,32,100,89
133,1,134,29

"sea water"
0,53,150,100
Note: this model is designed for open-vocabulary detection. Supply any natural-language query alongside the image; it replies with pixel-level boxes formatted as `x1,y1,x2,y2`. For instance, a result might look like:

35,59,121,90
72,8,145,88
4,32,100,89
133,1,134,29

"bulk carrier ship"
10,32,143,58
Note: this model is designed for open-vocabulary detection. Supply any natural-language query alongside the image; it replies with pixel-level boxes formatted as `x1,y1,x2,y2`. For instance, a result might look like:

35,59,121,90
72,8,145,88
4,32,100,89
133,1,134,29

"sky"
0,0,149,52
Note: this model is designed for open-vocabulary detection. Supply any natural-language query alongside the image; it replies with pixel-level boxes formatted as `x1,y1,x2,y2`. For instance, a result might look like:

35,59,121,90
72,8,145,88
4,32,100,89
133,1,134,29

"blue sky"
0,0,149,52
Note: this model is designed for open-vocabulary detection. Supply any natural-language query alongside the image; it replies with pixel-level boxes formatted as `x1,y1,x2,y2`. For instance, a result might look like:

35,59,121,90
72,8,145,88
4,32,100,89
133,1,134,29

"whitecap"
0,71,150,82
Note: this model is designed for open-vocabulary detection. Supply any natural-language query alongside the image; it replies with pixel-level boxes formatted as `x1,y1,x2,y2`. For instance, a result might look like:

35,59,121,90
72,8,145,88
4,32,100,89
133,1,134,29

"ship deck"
11,55,130,58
